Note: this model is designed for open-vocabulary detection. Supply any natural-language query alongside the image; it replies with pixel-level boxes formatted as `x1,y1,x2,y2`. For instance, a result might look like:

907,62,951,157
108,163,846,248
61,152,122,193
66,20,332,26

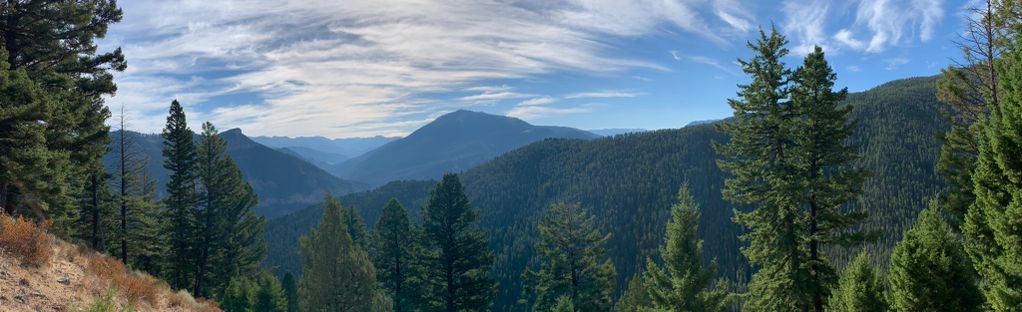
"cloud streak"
103,0,752,138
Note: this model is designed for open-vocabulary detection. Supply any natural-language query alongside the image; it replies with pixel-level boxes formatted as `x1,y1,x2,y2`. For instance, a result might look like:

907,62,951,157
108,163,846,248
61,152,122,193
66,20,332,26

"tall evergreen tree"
161,99,199,290
0,0,125,238
615,272,652,312
221,272,287,312
124,164,165,275
373,198,423,312
642,184,728,312
827,252,886,312
789,46,868,311
715,28,807,311
889,206,983,311
346,205,370,248
422,173,496,312
0,48,56,216
298,194,387,312
965,25,1022,310
194,121,265,298
282,272,299,312
522,202,616,312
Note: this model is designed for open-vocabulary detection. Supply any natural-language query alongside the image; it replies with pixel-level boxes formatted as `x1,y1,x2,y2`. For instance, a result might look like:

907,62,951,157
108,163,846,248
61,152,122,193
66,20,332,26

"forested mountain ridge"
251,134,398,160
264,75,948,310
103,129,367,218
328,110,599,186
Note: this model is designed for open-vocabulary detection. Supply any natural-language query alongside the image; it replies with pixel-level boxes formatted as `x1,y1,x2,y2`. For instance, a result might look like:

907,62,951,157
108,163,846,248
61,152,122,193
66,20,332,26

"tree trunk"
119,127,128,263
90,174,102,250
0,182,8,215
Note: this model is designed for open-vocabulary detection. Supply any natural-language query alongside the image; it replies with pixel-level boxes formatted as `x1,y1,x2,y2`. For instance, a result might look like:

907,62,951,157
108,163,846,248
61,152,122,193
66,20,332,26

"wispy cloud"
506,104,600,120
687,55,739,76
782,0,831,55
564,90,644,99
103,0,752,138
780,0,946,54
519,97,557,106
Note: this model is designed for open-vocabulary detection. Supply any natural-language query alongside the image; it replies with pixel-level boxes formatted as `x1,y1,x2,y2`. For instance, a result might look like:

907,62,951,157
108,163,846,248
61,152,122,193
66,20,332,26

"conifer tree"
827,252,885,312
642,184,728,312
282,272,299,312
124,165,165,275
522,202,616,312
0,0,125,238
789,46,868,311
299,194,387,312
715,28,808,311
194,121,266,298
422,173,496,312
615,272,652,312
0,48,56,216
552,296,575,312
161,100,199,290
346,205,370,248
373,198,423,312
222,272,287,312
965,26,1022,310
889,206,983,311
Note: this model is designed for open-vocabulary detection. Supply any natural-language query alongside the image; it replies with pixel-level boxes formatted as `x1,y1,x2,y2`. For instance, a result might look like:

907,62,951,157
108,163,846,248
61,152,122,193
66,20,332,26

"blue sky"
100,0,971,138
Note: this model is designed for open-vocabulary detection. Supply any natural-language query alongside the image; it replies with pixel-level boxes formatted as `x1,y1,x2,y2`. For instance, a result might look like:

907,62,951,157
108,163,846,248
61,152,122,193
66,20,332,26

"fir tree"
615,272,652,312
282,272,299,312
889,206,983,311
161,99,199,290
346,205,370,248
220,271,287,312
299,194,387,312
422,173,496,312
0,48,56,216
964,26,1022,310
827,252,885,312
642,184,728,312
373,198,423,312
789,46,868,311
715,28,807,311
522,202,616,312
552,296,575,312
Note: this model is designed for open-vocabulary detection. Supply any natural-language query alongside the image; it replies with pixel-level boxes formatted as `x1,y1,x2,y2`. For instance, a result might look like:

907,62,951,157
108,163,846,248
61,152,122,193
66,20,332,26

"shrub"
0,215,53,266
119,274,160,305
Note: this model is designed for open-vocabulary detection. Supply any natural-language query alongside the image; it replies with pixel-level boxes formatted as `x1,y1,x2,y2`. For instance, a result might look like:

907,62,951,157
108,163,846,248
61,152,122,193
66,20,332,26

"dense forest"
265,73,948,309
5,0,1022,312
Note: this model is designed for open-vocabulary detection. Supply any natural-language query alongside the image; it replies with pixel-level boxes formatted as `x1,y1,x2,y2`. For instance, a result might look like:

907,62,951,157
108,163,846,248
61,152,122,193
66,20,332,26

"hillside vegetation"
0,215,218,312
265,76,948,309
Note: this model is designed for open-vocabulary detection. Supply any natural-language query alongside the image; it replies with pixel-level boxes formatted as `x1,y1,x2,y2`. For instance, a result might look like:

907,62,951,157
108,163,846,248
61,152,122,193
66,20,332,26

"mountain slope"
265,76,948,310
251,135,397,159
103,129,366,218
277,146,349,170
329,110,599,186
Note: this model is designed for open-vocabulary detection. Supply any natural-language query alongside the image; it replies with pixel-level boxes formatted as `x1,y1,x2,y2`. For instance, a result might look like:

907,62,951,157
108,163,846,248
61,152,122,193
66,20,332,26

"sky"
100,0,975,138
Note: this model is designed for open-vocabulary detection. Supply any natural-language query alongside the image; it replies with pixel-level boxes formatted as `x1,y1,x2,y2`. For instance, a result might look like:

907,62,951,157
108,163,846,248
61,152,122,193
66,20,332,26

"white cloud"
853,0,945,52
103,0,749,138
519,97,557,106
564,91,644,99
834,29,866,50
782,0,831,55
688,55,738,76
506,105,595,120
884,57,910,70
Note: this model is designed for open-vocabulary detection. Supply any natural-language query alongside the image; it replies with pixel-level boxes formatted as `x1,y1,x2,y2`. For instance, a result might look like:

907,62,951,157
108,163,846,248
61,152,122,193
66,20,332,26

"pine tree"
715,28,807,311
282,272,299,312
827,252,885,312
298,194,387,312
789,46,868,311
194,121,266,298
220,272,287,312
161,99,199,290
615,272,651,312
964,26,1022,310
522,202,616,312
552,296,575,312
642,184,728,312
373,198,423,312
0,48,56,216
125,165,165,275
346,205,370,248
0,0,125,239
889,206,983,311
422,173,496,312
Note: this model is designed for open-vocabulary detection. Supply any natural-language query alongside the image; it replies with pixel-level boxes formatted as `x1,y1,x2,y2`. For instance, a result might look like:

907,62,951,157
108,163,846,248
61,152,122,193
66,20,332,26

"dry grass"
82,251,163,306
0,214,53,267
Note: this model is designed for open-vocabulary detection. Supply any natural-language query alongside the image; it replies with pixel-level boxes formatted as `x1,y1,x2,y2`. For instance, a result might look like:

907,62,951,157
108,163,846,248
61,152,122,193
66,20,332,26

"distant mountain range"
328,110,599,186
251,134,397,161
103,129,366,218
277,146,349,171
